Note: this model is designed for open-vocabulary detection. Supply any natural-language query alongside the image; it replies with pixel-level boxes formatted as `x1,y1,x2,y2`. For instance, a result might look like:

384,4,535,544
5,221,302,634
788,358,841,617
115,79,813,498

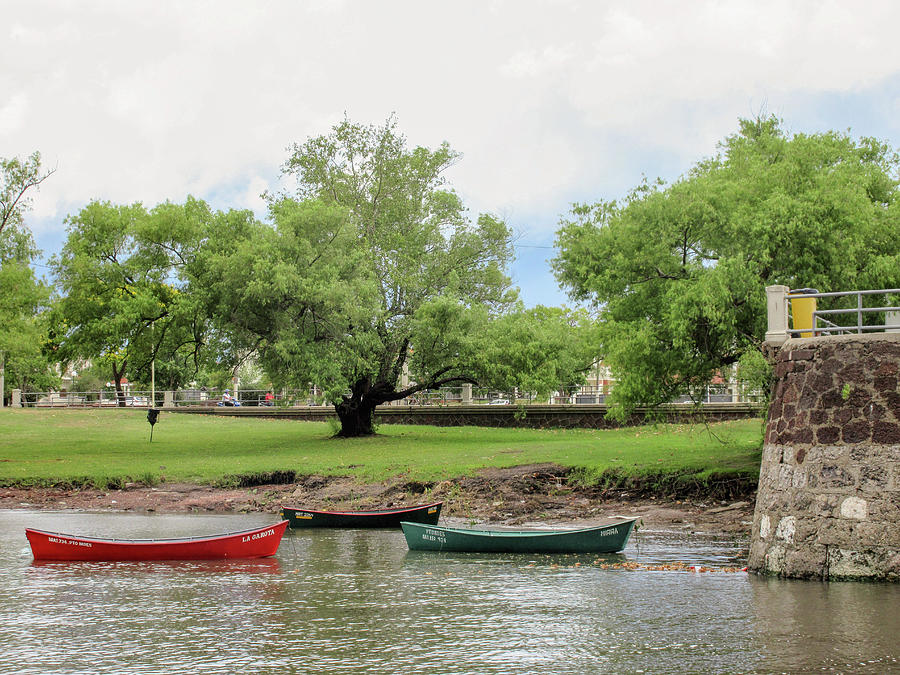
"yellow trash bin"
790,289,818,338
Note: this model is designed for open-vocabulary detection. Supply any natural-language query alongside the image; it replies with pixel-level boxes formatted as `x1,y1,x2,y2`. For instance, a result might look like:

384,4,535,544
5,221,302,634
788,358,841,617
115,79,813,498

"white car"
488,398,510,405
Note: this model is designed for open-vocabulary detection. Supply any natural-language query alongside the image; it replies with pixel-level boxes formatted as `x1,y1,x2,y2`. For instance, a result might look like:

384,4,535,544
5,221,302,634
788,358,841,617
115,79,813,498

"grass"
0,408,764,494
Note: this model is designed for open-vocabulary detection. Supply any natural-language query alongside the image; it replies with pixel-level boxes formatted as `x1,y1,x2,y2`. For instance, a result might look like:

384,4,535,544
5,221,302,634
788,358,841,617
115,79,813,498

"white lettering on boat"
427,507,437,514
295,513,314,519
599,528,619,537
421,528,446,544
47,536,92,547
241,528,275,543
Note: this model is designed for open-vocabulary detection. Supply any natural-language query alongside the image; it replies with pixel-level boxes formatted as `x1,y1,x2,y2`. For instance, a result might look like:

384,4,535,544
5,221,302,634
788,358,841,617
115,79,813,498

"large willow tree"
553,116,900,419
190,117,591,436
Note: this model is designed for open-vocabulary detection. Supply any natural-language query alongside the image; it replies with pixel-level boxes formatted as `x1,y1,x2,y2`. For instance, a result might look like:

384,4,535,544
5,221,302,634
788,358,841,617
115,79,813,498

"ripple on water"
0,511,897,674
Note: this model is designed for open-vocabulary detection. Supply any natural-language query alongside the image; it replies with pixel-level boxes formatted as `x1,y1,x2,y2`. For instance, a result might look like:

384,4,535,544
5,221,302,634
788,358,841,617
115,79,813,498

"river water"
1,510,897,674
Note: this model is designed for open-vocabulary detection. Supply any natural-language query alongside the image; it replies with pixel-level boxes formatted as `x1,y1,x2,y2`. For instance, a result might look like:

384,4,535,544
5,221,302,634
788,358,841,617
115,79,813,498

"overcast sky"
5,0,900,306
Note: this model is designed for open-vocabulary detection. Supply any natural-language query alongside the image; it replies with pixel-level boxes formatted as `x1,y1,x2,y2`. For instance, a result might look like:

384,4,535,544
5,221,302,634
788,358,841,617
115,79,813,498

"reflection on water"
0,510,896,674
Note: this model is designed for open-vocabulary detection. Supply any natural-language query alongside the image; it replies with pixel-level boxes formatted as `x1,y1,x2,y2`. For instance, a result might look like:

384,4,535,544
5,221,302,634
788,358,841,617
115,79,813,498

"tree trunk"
112,361,127,407
334,397,378,437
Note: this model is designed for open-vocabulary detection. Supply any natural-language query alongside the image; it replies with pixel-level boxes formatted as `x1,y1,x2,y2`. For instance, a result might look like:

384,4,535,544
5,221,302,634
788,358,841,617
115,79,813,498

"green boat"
400,518,638,554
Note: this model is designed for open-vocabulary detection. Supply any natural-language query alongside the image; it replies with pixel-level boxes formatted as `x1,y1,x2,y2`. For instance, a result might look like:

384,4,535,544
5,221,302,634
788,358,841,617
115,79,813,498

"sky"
4,0,900,307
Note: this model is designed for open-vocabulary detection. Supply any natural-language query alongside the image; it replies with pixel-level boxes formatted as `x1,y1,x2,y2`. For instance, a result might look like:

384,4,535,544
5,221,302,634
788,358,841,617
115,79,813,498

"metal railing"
19,390,159,408
787,288,900,337
17,382,765,409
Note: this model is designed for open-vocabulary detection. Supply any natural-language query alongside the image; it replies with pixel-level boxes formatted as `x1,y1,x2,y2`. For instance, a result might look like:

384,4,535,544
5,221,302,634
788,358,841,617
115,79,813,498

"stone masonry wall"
749,333,900,580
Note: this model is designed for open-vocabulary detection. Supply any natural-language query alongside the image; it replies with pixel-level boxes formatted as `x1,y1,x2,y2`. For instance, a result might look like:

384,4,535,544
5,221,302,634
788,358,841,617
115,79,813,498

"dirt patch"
0,463,756,535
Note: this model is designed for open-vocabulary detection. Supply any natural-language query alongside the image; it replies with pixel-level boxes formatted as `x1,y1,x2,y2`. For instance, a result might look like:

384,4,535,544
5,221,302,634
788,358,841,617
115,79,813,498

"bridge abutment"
749,333,900,580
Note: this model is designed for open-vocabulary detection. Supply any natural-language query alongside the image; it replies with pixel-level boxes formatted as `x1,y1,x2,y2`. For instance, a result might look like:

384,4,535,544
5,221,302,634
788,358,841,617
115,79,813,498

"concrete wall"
172,402,761,428
749,333,900,580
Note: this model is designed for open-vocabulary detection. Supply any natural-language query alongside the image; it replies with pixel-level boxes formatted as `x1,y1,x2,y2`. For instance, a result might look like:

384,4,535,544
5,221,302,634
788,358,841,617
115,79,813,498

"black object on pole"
147,408,160,442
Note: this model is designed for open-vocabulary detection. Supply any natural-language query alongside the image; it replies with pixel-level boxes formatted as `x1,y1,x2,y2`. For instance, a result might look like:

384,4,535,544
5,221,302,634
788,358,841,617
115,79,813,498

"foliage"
190,116,589,436
553,116,900,419
0,153,57,400
50,198,212,400
0,151,54,239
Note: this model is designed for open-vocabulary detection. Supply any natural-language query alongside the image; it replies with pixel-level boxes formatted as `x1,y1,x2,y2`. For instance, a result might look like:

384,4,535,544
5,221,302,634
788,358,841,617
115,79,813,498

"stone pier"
749,333,900,580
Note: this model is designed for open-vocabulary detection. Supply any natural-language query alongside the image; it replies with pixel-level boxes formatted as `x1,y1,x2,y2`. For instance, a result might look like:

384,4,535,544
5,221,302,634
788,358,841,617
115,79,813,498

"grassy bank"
0,408,763,496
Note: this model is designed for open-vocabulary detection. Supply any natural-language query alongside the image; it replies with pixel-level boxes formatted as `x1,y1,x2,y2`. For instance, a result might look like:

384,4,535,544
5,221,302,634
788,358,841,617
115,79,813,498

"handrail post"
791,288,818,338
857,292,864,334
765,285,790,345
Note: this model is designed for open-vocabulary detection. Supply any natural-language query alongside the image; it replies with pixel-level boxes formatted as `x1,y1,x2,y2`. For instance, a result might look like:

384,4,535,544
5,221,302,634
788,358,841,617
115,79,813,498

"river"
1,511,896,674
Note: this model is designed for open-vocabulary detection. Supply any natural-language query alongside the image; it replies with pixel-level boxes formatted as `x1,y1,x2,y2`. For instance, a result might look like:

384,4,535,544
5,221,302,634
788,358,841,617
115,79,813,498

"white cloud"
4,0,900,304
0,93,28,135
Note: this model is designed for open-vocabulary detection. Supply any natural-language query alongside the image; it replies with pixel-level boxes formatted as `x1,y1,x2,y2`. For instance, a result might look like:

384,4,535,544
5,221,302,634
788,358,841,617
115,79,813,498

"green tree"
0,152,57,402
51,198,210,404
190,116,590,436
1,152,54,239
553,116,900,419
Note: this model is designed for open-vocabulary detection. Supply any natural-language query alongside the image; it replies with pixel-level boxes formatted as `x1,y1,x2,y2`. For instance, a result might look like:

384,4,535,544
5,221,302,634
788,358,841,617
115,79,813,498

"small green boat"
400,518,638,554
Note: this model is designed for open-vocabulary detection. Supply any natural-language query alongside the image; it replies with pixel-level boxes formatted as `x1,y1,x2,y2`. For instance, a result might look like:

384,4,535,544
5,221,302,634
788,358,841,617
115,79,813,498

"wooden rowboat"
281,502,442,528
400,518,638,554
25,520,289,561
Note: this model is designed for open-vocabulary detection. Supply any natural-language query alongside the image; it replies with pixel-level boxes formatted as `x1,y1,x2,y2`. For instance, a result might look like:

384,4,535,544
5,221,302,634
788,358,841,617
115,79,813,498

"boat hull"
26,520,289,561
281,502,442,528
401,518,638,554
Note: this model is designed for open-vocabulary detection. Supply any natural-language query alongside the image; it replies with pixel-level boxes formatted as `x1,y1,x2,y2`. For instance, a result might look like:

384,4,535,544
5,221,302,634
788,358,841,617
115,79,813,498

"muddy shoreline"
0,464,756,536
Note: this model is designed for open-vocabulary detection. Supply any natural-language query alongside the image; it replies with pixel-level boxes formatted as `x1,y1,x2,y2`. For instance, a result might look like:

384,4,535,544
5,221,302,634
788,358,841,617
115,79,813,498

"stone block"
763,544,786,574
858,464,888,491
842,420,872,444
774,515,796,543
817,518,857,548
822,446,844,461
873,375,898,393
872,422,900,445
776,465,795,489
814,426,840,444
818,464,858,490
784,546,827,579
748,539,768,569
855,522,899,548
820,390,844,410
762,444,782,463
775,362,794,378
811,493,841,518
839,496,867,520
867,494,900,522
827,547,896,581
808,409,827,425
849,444,875,462
833,407,853,425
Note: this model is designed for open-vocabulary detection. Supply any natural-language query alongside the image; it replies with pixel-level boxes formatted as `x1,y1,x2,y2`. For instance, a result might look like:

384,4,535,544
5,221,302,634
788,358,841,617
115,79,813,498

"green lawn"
0,408,764,490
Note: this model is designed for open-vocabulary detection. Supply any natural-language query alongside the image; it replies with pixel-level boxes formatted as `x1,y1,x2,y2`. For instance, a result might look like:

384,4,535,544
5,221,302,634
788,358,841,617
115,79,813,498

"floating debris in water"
590,560,748,573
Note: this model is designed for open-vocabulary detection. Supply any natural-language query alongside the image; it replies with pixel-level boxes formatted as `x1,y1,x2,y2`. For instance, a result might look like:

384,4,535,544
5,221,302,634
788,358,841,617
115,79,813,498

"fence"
15,381,764,409
787,288,900,337
767,285,900,343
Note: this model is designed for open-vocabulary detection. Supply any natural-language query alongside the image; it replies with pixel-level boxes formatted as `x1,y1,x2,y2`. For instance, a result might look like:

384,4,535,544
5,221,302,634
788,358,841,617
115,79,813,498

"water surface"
1,511,896,674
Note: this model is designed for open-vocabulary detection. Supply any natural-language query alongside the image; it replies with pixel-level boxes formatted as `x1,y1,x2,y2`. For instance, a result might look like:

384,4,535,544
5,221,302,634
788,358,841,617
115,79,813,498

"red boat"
25,520,289,561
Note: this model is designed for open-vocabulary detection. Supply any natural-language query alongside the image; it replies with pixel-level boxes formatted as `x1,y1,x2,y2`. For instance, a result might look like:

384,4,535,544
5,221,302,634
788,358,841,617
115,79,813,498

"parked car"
488,398,510,405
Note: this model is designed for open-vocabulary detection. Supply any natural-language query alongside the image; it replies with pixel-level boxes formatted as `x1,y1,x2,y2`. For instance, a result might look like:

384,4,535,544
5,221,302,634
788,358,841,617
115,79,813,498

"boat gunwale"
25,520,289,545
281,501,442,517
